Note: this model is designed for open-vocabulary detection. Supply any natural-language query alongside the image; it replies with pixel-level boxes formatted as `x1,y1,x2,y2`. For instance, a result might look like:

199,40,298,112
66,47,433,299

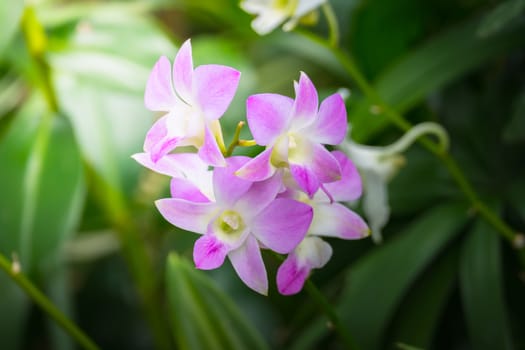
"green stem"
0,253,100,350
303,32,521,248
304,280,360,350
322,2,339,48
225,121,246,157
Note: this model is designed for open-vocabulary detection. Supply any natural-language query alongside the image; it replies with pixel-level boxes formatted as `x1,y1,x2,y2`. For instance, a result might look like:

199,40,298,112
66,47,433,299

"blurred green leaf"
166,253,269,350
460,218,513,349
503,90,525,143
477,0,525,37
388,244,459,348
0,94,84,348
348,14,525,142
48,7,175,193
292,203,469,350
0,0,24,57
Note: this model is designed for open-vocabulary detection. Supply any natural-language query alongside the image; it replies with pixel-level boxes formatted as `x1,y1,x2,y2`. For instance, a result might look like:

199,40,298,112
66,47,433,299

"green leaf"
348,13,525,142
0,275,29,350
166,253,269,350
503,90,525,143
459,218,513,349
0,0,24,57
477,0,525,38
292,203,469,350
48,7,175,194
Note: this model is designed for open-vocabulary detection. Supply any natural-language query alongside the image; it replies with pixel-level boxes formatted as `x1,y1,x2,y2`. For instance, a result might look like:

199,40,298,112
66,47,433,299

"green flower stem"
304,280,360,350
322,2,339,48
0,253,100,350
225,121,246,156
300,31,522,251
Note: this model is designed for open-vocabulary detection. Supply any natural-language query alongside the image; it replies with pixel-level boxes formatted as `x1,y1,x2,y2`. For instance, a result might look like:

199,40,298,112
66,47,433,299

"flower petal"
144,56,178,111
290,72,318,129
155,198,217,234
198,124,226,167
235,147,276,181
249,10,288,35
246,93,293,145
132,152,208,179
193,64,241,121
251,198,312,253
309,202,370,239
307,93,347,145
170,178,211,203
228,235,268,295
193,234,228,269
323,150,362,202
277,236,332,295
213,156,253,206
289,163,319,198
144,114,186,162
172,39,194,104
234,172,282,220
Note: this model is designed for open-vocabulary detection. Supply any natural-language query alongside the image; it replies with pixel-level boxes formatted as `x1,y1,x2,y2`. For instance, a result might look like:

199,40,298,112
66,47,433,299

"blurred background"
1,0,524,349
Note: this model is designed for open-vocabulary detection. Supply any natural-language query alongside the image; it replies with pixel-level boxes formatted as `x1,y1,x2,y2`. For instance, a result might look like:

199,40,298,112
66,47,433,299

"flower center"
217,210,245,235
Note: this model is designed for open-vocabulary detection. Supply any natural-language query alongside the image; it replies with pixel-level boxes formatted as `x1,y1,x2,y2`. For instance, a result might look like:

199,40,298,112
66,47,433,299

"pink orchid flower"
277,151,370,295
143,39,240,167
236,72,347,197
156,156,313,295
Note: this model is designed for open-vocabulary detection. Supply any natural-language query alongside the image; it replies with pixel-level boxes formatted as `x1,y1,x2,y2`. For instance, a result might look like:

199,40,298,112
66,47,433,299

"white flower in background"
240,0,326,35
340,122,449,243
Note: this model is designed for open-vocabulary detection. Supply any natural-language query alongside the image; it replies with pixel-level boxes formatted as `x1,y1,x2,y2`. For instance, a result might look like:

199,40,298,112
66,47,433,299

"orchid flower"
236,72,347,197
240,0,325,35
143,39,240,167
277,151,370,295
340,122,449,243
156,156,313,295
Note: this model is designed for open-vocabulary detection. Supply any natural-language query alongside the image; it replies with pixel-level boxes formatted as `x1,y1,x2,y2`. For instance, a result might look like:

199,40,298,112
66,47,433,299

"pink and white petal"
323,150,362,202
235,147,276,181
276,253,309,295
251,198,312,254
193,234,228,270
277,236,332,295
172,39,194,104
309,202,370,239
290,72,318,129
132,152,183,178
170,178,211,203
289,163,320,198
132,152,207,179
228,235,268,295
246,93,293,145
193,64,241,121
144,114,187,162
155,198,218,234
234,173,282,220
309,143,342,184
198,125,226,167
307,93,348,145
144,56,178,111
213,156,253,206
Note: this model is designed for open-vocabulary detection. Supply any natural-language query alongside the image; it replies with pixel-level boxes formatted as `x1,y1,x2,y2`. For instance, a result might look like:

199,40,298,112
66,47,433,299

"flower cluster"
134,39,370,295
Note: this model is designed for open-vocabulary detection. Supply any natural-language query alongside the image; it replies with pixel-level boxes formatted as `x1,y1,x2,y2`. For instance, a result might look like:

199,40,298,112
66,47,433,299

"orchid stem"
0,253,100,350
322,2,340,48
304,279,360,350
225,121,246,156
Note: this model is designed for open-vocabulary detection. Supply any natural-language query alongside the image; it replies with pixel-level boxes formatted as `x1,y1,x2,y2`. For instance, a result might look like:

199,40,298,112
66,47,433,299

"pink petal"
143,115,183,162
155,198,217,234
309,143,342,183
277,236,332,295
233,173,282,220
323,150,362,202
193,64,241,121
213,156,253,206
193,234,228,270
132,152,208,179
172,39,194,104
309,202,370,239
198,125,226,167
251,198,312,254
246,93,293,145
132,152,183,178
144,56,178,111
289,164,320,198
170,178,210,203
235,147,276,181
307,93,347,145
290,72,318,129
228,235,268,295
